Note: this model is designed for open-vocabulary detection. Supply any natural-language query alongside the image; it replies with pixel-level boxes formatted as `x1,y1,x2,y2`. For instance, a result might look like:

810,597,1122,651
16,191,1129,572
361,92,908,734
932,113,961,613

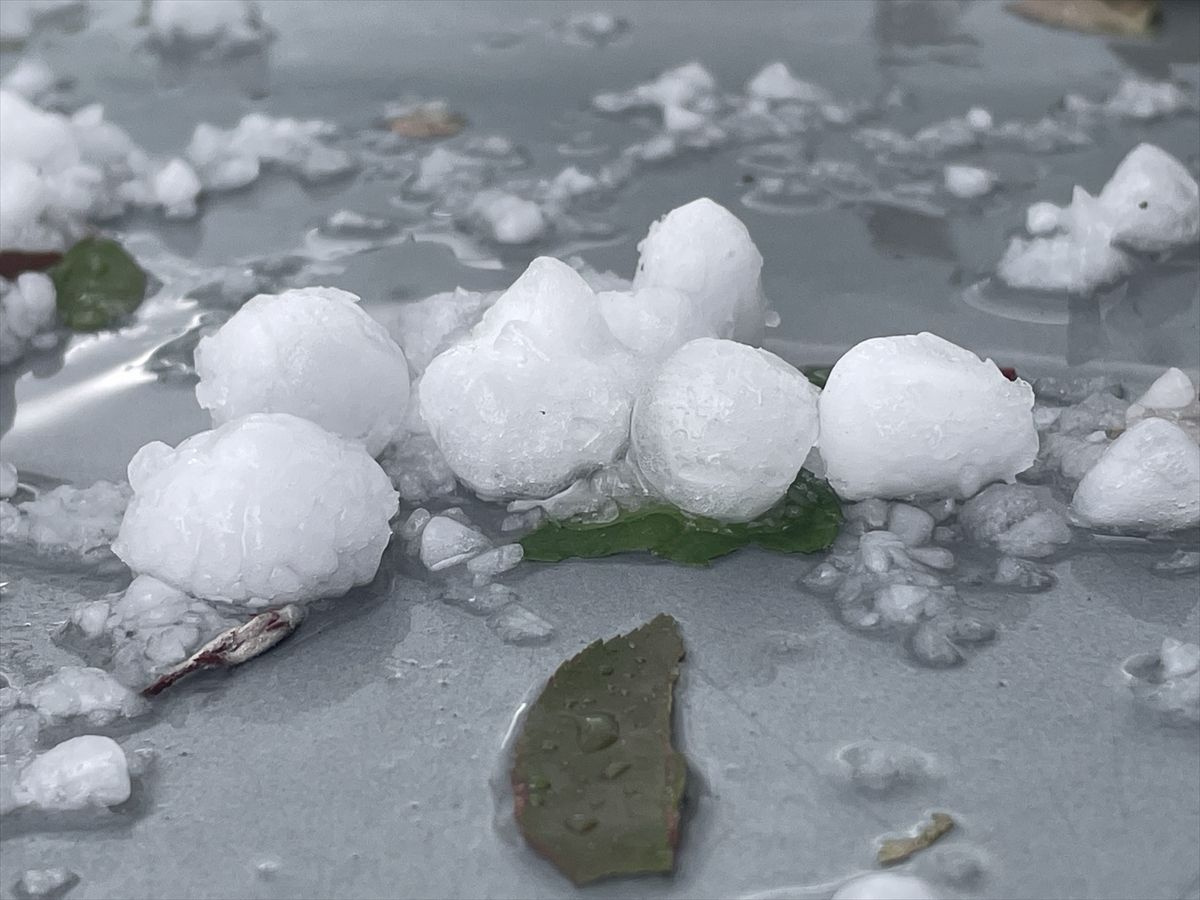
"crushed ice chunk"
147,0,269,50
467,189,547,244
195,286,410,456
0,481,129,558
398,507,431,542
0,462,18,499
594,61,718,130
1153,550,1200,575
887,504,935,547
908,619,966,668
833,871,939,899
846,498,889,529
0,708,40,760
944,164,997,199
113,414,398,605
746,62,832,105
993,556,1055,590
487,603,554,646
22,667,147,725
1135,367,1196,410
874,584,938,625
959,484,1072,558
819,333,1038,500
419,516,491,571
2,268,59,366
633,198,767,344
419,257,638,499
465,543,524,578
1072,418,1200,533
1160,638,1200,680
186,114,353,191
377,430,458,503
997,144,1197,293
631,338,819,521
835,739,936,794
12,735,130,812
152,157,201,219
909,546,954,570
13,866,79,899
1067,78,1197,121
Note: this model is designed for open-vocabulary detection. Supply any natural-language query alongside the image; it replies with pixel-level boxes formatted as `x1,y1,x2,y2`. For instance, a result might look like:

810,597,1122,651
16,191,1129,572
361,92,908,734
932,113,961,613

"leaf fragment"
49,237,147,331
142,604,304,697
511,614,687,885
520,470,842,565
387,103,467,138
877,811,956,866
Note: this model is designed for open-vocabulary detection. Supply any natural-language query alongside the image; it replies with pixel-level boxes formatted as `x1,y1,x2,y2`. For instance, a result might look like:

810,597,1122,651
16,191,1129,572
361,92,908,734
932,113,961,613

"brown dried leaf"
1006,0,1160,36
387,104,467,139
877,811,956,866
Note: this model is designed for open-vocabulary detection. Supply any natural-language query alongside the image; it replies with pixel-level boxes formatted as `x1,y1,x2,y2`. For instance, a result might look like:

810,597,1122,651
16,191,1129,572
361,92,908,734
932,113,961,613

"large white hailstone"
597,285,715,359
819,333,1038,501
419,257,638,500
12,735,130,812
194,287,410,457
112,413,398,605
1101,144,1200,253
632,198,768,344
1071,418,1200,533
832,873,940,900
631,338,820,521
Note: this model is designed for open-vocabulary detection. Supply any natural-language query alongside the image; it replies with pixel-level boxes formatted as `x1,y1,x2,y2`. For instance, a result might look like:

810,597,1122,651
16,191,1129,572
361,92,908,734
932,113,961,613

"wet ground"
1,2,1198,898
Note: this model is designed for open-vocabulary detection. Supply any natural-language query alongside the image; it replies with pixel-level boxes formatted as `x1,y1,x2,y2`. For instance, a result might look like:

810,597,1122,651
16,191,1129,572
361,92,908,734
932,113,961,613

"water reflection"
873,0,981,67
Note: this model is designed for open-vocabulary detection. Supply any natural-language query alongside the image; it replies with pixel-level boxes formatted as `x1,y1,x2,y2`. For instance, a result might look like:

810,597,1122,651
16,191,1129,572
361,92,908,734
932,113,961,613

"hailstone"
632,197,768,344
195,286,410,457
819,333,1038,501
419,257,638,499
112,413,398,605
631,338,820,521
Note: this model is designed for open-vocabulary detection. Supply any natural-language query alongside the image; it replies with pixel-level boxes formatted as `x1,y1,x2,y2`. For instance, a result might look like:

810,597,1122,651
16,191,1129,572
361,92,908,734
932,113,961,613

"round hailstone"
419,257,638,500
630,338,820,522
597,285,715,359
194,287,409,457
1071,417,1200,533
632,197,768,344
819,333,1038,501
112,413,398,605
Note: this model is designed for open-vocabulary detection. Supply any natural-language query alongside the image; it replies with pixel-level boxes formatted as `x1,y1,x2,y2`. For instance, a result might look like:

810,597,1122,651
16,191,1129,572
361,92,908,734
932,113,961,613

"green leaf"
50,237,147,331
511,614,687,886
802,365,831,389
520,470,842,565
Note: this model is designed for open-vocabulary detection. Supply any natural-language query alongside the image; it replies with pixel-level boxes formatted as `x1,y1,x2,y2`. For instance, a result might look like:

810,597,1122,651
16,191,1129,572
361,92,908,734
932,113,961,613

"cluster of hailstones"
113,196,1200,610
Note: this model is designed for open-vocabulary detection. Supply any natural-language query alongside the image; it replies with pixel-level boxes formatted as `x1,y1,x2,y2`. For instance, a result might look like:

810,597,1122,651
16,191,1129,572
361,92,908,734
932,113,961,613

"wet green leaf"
50,237,147,331
802,365,832,389
520,470,842,565
511,614,687,886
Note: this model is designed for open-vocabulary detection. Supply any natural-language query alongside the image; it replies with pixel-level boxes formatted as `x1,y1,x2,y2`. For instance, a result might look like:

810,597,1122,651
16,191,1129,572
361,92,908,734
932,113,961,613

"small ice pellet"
13,868,79,899
966,106,993,130
466,543,524,577
846,498,890,529
874,584,935,625
399,507,432,541
1025,201,1061,235
944,164,997,199
910,546,955,570
886,503,935,547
